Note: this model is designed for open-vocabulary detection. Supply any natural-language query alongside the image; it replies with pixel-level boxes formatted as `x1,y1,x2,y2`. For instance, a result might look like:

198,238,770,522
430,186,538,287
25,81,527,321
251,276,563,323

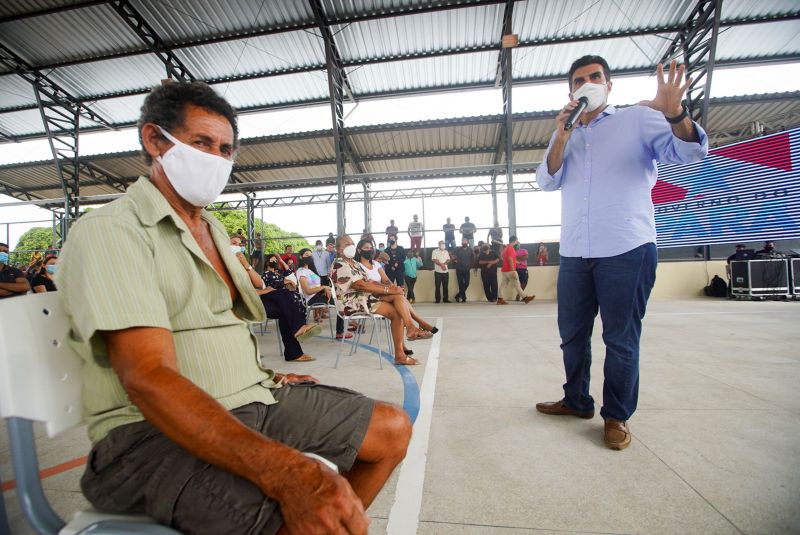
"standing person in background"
325,232,336,247
403,250,422,304
235,228,247,250
250,232,264,271
515,246,530,301
431,240,451,304
498,236,535,305
384,237,406,288
408,215,423,252
385,219,399,243
478,242,499,303
453,238,474,303
460,216,477,248
0,242,30,299
443,217,456,250
311,239,332,285
326,241,336,265
488,222,504,258
360,228,377,249
537,243,549,266
534,56,707,451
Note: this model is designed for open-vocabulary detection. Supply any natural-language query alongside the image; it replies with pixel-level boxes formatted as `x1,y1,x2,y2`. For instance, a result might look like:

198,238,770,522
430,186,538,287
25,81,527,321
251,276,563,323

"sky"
1,62,799,250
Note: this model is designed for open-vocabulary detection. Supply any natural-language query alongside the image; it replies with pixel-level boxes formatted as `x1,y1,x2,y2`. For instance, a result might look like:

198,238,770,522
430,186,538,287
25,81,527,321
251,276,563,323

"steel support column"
309,0,350,236
660,0,723,129
34,83,81,239
497,0,517,235
362,180,372,233
245,192,255,255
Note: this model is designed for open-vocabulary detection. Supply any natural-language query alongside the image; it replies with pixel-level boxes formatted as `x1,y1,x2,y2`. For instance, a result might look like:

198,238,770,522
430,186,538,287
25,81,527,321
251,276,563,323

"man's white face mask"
572,82,609,113
156,125,233,207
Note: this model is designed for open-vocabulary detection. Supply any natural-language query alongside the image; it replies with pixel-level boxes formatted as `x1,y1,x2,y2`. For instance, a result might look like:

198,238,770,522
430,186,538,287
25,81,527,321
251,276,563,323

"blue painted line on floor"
354,342,421,424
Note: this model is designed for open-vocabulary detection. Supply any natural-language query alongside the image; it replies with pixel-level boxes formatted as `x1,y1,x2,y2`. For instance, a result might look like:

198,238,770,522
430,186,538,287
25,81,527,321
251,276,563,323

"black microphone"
564,96,589,131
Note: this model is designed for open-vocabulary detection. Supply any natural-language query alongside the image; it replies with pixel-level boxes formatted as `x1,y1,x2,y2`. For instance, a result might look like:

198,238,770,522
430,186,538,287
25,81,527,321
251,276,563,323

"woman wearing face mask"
296,248,351,340
31,255,58,293
355,239,391,284
252,251,321,362
332,235,437,365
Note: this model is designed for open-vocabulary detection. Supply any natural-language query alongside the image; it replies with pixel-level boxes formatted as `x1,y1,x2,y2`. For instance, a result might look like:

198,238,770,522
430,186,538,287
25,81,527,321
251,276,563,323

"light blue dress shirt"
536,105,708,258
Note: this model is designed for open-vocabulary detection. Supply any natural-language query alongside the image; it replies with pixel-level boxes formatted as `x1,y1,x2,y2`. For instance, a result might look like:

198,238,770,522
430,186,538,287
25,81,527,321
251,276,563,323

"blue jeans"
556,243,657,421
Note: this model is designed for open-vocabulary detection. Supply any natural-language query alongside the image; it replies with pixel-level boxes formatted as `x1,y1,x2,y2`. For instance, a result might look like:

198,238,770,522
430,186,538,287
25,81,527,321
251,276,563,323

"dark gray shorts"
81,384,376,535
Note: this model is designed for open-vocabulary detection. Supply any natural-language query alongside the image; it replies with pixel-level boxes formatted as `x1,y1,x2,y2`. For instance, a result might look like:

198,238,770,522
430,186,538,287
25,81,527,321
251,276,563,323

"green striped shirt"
58,177,273,444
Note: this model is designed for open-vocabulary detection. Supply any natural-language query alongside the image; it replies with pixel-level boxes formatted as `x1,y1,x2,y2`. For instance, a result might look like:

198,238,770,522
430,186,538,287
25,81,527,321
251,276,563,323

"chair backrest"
0,292,83,437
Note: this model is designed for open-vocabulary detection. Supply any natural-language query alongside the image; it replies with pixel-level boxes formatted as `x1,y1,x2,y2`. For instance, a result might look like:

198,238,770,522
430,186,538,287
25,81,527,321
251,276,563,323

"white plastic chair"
0,293,338,535
0,292,179,534
330,291,387,370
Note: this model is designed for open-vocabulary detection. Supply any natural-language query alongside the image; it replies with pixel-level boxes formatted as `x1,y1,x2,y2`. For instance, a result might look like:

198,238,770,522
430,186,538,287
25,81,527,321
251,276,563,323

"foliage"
209,204,311,254
11,227,56,266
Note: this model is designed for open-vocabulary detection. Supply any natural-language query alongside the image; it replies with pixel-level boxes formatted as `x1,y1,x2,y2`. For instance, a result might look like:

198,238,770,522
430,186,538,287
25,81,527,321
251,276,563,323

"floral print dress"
331,256,381,316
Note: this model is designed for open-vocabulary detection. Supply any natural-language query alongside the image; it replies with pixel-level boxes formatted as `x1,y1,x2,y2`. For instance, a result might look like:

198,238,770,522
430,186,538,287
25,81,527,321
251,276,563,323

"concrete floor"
3,297,800,535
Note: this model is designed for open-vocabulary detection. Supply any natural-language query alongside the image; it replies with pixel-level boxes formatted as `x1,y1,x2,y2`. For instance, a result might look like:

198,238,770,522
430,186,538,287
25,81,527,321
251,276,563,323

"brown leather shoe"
604,419,631,450
496,298,508,305
535,399,594,419
522,295,536,304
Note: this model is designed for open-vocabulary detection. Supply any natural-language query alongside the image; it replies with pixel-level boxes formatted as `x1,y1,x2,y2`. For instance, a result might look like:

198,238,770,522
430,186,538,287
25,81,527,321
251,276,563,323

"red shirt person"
497,236,535,305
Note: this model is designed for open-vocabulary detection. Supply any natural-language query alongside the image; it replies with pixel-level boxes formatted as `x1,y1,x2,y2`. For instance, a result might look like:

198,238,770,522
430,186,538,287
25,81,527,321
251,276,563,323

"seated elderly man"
331,235,438,365
57,81,410,535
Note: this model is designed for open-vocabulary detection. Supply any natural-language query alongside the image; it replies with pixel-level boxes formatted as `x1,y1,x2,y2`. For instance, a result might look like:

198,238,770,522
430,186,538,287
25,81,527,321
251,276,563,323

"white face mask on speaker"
572,82,608,113
156,126,233,207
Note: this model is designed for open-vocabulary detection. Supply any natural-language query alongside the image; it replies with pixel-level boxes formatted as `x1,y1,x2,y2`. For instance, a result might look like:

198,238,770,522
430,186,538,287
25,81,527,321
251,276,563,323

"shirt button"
586,144,590,148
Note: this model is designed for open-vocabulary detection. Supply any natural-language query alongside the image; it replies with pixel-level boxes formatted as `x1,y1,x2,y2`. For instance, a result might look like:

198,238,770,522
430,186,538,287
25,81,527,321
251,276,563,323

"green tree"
12,227,55,265
209,204,310,254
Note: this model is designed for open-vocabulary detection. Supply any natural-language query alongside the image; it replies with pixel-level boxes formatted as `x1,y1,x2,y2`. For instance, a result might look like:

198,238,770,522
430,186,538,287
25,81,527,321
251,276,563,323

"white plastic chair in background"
330,291,387,370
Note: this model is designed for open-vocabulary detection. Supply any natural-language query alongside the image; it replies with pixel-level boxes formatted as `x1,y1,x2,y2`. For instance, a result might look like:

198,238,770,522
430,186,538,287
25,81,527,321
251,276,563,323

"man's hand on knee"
277,457,369,535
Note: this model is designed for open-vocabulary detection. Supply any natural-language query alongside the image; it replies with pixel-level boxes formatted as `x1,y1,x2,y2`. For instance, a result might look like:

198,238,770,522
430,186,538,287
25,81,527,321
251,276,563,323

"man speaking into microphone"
535,56,708,450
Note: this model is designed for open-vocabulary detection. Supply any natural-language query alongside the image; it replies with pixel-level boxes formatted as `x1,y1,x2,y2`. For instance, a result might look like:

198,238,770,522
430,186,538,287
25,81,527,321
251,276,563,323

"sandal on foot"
394,356,419,365
406,330,432,341
295,324,322,342
294,354,316,362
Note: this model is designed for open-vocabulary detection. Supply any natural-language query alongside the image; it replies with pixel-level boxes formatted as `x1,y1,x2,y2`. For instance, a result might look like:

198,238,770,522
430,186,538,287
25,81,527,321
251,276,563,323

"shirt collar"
128,175,214,228
582,104,617,127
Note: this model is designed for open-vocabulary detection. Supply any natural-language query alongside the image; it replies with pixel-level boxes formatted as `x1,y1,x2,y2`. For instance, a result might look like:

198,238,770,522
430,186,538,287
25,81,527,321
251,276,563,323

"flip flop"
294,354,316,362
394,356,419,366
296,324,322,342
406,331,432,341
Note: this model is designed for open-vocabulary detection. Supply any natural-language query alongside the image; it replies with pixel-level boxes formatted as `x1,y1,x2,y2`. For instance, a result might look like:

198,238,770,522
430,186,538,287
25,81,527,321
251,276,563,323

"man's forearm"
120,364,308,500
0,281,29,293
546,135,569,176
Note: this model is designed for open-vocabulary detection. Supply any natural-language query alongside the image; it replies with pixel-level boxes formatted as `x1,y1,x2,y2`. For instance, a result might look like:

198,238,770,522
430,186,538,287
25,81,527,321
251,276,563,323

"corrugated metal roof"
132,0,313,44
0,0,80,19
0,74,38,109
335,4,503,62
721,0,800,19
715,20,800,60
208,71,329,109
0,3,143,65
47,55,166,98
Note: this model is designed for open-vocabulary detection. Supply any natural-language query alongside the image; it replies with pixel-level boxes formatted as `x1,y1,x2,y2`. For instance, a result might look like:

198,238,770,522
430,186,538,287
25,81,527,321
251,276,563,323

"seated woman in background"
244,246,320,363
332,235,438,365
356,238,391,284
31,255,58,293
296,248,352,341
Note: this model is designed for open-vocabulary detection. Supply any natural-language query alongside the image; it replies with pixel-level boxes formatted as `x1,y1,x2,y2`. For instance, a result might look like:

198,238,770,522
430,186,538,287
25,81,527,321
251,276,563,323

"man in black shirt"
453,239,474,302
384,238,406,287
477,243,499,302
755,240,782,258
0,242,30,299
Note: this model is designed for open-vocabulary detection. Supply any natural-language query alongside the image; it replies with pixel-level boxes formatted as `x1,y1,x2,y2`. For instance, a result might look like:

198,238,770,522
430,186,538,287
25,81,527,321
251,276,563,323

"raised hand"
639,59,692,118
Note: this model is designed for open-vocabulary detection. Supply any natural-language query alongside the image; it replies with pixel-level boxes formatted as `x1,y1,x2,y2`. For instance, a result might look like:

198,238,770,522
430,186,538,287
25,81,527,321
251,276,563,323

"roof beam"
108,0,196,82
0,0,109,24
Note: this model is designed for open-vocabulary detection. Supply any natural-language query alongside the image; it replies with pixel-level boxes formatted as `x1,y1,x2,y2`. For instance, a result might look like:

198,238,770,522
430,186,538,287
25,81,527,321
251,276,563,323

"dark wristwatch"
665,103,688,124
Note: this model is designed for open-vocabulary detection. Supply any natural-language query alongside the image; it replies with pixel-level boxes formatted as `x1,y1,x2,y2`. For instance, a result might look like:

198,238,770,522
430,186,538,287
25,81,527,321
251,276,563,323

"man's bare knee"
361,402,412,463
